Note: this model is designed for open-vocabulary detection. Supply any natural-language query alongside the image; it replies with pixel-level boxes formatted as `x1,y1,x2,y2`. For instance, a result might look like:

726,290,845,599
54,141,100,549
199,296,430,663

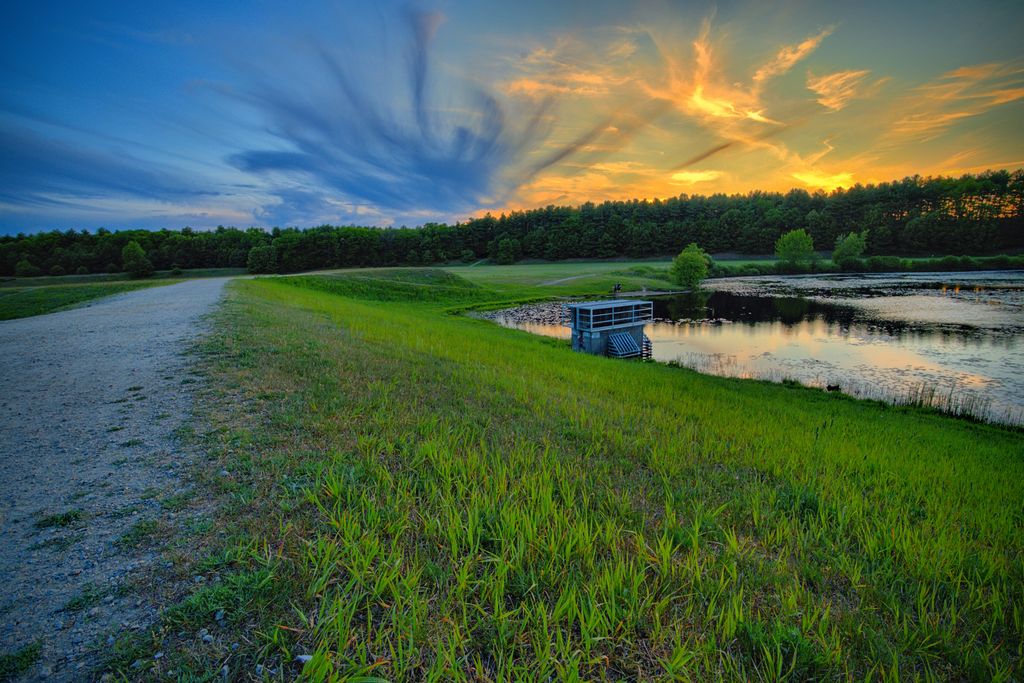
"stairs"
641,334,652,360
607,332,642,358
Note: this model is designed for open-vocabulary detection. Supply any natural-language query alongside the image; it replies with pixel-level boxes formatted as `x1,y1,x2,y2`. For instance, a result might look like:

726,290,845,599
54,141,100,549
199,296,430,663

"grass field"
448,260,675,291
0,268,246,320
0,281,178,321
121,267,1024,682
0,267,245,289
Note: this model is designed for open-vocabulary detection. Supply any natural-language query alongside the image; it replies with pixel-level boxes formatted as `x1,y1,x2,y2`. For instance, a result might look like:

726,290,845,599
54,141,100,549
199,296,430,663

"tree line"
2,170,1021,277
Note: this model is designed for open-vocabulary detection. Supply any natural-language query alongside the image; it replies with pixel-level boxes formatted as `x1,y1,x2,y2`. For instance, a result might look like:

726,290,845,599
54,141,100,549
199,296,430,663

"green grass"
63,583,103,613
0,281,175,320
139,267,1022,681
0,266,245,288
0,642,41,681
117,519,164,548
34,509,84,529
445,260,676,297
28,533,84,552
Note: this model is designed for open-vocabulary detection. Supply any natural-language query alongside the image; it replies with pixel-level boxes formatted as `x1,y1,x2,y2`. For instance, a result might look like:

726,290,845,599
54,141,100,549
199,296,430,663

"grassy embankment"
0,268,244,320
445,253,1024,290
113,268,1022,681
0,281,176,321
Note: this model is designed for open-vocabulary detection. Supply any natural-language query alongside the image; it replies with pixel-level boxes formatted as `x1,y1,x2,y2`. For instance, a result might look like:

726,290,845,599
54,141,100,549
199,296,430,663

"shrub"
937,255,960,271
775,229,816,265
832,230,868,270
15,259,41,277
669,243,711,288
75,265,89,275
867,256,902,272
246,245,278,274
49,264,66,276
775,260,809,275
105,262,120,274
121,240,154,278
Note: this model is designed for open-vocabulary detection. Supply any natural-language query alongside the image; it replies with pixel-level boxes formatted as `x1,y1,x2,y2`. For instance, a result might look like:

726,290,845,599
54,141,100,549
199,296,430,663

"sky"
2,0,1023,234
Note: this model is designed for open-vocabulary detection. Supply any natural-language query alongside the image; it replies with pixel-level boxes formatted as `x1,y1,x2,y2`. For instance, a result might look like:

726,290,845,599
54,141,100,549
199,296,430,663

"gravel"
0,278,228,681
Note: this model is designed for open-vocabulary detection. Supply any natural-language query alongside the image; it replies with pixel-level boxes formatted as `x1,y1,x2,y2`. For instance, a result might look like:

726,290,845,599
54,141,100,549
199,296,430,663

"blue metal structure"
563,300,653,359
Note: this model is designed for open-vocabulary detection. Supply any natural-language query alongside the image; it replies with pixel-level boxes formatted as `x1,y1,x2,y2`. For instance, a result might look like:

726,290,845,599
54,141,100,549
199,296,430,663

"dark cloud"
223,5,557,220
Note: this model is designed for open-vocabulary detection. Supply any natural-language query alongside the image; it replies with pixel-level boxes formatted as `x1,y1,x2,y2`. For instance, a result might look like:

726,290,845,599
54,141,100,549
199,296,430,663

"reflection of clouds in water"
484,275,1024,424
712,272,1024,331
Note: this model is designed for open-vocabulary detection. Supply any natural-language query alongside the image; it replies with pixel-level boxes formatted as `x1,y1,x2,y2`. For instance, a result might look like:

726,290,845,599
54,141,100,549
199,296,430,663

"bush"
105,262,120,274
49,264,66,276
867,256,902,272
832,230,868,270
246,245,278,274
669,243,711,288
775,229,816,265
75,266,89,275
122,240,154,278
775,260,809,275
15,259,41,277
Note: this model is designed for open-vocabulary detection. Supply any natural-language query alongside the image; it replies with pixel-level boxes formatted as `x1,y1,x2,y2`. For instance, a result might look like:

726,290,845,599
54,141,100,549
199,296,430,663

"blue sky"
2,0,1022,234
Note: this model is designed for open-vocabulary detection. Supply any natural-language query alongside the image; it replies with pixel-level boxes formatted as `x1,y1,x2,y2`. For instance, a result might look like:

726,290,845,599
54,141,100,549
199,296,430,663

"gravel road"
0,278,227,681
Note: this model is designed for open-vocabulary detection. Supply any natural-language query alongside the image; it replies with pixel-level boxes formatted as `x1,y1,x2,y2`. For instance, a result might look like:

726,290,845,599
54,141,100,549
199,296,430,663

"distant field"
447,260,675,296
0,267,245,289
0,268,245,320
129,267,1024,681
0,281,178,321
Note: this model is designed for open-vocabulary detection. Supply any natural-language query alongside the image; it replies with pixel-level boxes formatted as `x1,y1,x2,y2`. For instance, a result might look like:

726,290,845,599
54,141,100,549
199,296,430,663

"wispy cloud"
889,61,1024,141
752,27,834,88
807,69,871,110
500,31,636,99
224,6,558,221
0,123,214,208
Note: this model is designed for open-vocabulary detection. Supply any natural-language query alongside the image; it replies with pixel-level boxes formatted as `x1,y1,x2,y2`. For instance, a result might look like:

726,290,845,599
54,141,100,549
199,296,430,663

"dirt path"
0,278,227,681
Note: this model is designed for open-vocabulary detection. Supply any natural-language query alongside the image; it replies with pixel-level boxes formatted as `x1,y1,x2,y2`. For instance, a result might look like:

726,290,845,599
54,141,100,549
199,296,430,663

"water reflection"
487,272,1024,424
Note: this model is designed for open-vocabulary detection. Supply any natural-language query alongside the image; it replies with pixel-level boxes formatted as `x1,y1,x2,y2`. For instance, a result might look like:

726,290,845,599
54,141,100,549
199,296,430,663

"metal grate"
607,332,642,358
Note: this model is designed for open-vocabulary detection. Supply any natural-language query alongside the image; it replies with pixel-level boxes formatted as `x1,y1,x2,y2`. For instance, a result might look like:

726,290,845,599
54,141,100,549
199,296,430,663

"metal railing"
563,302,653,330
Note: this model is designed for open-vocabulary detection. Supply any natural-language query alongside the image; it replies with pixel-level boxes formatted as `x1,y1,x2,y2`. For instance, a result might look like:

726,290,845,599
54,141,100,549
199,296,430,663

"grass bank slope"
0,280,176,320
153,271,1021,681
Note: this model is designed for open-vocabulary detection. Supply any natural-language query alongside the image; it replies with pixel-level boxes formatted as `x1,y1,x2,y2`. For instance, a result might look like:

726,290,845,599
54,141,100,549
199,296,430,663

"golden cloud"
807,69,871,110
671,170,723,183
791,170,853,190
753,27,834,86
890,61,1024,140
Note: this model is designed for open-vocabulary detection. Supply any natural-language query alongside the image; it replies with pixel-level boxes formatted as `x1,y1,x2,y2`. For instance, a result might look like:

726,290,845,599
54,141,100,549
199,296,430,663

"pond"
482,271,1024,425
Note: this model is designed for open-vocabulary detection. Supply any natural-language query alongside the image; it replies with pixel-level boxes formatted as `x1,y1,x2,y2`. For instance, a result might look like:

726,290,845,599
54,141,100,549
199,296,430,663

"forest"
2,170,1021,276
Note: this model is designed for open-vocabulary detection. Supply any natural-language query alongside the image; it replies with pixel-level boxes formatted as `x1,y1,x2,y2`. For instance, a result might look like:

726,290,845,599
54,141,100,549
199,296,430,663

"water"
484,271,1024,425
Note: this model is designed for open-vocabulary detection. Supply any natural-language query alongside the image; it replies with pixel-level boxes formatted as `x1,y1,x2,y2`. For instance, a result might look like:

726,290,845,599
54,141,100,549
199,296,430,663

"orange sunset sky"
2,0,1022,231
